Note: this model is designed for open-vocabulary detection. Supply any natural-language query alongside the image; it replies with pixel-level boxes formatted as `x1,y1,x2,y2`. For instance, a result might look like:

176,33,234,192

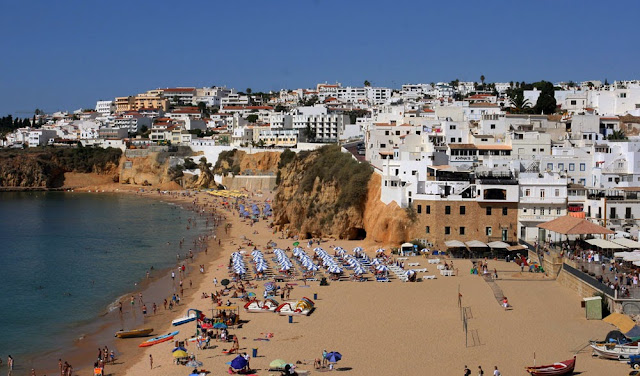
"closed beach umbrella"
230,355,248,370
326,352,342,363
376,248,385,254
173,350,188,358
269,359,288,370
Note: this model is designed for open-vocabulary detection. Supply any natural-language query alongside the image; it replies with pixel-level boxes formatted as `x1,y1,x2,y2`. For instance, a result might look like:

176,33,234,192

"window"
540,208,545,215
425,226,430,234
445,226,451,235
380,143,386,148
580,163,586,171
490,124,496,129
445,206,451,215
547,163,553,170
532,148,537,152
417,205,422,214
460,206,466,215
555,189,560,197
449,125,456,130
558,163,564,171
502,207,508,216
557,208,561,215
608,177,613,182
525,189,531,197
626,207,632,219
533,207,537,214
540,148,544,152
570,100,577,105
426,205,431,214
486,207,492,215
485,227,492,236
540,189,545,198
620,93,627,98
385,131,389,135
569,163,575,171
395,131,400,135
460,227,466,235
450,137,456,143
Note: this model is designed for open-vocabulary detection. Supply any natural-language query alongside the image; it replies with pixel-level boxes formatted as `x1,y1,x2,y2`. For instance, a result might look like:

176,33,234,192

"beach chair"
376,276,390,282
422,275,436,280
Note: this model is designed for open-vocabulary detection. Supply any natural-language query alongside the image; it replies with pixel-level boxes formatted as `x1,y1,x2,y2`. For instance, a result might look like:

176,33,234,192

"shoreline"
19,187,223,376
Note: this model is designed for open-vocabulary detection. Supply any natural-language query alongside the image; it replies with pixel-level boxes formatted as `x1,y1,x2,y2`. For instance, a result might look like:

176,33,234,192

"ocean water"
0,192,206,366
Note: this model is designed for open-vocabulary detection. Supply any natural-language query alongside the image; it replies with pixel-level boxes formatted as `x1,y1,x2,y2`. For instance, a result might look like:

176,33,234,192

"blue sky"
1,0,639,116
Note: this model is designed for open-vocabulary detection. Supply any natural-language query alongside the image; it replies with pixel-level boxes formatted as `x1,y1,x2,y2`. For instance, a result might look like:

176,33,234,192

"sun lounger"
407,262,420,267
428,258,441,264
376,277,390,282
440,269,454,276
436,264,445,270
414,268,427,273
422,275,436,280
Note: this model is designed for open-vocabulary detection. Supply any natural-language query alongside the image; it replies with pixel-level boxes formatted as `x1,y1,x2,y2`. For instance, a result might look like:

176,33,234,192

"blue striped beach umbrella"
376,248,385,254
354,266,366,275
256,264,268,272
371,258,381,265
328,265,343,274
376,265,389,272
264,282,275,291
353,247,363,254
314,247,324,253
307,264,319,271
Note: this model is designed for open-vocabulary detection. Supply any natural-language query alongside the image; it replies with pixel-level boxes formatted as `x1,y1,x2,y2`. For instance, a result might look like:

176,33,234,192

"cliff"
0,148,121,188
213,149,280,176
272,146,412,244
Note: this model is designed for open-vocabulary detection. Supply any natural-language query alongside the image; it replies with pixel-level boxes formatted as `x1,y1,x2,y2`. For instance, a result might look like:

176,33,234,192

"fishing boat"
171,312,198,326
114,328,153,338
138,331,179,348
590,341,640,360
525,356,575,376
275,297,314,316
244,298,279,313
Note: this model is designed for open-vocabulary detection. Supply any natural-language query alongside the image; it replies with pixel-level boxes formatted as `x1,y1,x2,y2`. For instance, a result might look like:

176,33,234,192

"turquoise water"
0,192,206,367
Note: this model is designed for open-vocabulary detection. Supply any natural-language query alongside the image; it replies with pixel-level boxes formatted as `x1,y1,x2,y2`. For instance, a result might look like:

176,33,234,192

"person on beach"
153,302,157,315
464,365,471,376
142,304,147,315
493,366,501,376
213,277,218,287
502,297,509,310
59,358,62,375
130,296,135,307
478,365,484,376
171,271,175,280
149,354,153,370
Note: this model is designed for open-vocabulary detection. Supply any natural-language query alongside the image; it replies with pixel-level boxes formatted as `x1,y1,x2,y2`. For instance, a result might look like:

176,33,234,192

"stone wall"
222,175,277,192
556,268,601,299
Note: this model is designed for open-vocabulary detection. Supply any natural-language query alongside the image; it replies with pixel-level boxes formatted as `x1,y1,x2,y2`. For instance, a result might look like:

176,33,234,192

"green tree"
246,88,252,94
197,101,207,114
247,114,259,123
508,89,532,114
364,80,371,87
274,104,287,112
183,157,197,169
607,130,627,140
304,123,316,142
480,75,485,90
604,78,609,86
533,81,557,115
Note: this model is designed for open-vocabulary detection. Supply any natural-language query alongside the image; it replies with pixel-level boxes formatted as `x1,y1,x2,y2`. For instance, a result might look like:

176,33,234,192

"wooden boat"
525,356,575,376
115,328,153,338
138,331,179,347
590,341,640,360
244,298,279,313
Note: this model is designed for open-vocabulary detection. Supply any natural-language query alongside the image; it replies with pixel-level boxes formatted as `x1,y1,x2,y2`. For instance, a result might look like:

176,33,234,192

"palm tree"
508,90,531,114
480,75,485,90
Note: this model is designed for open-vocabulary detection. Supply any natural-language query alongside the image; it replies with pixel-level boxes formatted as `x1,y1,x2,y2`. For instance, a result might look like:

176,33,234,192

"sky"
1,0,639,116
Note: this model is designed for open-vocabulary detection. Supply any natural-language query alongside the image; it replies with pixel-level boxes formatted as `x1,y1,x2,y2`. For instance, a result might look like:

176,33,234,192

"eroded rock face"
272,150,412,243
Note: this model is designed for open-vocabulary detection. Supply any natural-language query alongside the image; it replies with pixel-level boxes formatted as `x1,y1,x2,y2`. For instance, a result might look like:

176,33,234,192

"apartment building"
517,169,568,241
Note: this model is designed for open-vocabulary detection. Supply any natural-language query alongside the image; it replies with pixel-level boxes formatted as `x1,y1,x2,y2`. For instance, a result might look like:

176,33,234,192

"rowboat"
138,331,179,347
115,328,153,338
525,356,575,376
171,312,197,326
590,341,640,360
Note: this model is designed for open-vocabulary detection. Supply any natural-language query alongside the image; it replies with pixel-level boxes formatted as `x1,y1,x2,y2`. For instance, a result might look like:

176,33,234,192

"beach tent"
400,242,415,256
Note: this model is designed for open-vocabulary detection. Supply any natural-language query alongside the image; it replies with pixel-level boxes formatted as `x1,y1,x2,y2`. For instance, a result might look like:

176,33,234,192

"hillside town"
4,79,640,250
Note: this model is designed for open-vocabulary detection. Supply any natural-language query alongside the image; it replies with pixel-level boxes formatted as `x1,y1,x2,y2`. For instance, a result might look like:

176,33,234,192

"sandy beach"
31,185,629,376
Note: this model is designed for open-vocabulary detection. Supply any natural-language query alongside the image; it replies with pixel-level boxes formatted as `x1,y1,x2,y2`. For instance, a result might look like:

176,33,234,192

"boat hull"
525,356,575,376
172,315,197,326
115,328,153,338
591,342,640,360
139,331,179,348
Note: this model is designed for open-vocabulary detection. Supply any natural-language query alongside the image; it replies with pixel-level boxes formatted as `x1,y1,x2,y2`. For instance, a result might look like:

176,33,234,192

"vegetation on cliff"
274,145,373,239
0,147,121,187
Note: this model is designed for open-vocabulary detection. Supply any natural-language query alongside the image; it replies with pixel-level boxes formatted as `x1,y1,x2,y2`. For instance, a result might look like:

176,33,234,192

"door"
502,229,508,242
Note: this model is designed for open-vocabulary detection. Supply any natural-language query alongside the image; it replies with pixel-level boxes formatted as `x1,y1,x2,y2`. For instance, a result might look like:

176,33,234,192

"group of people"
463,365,501,376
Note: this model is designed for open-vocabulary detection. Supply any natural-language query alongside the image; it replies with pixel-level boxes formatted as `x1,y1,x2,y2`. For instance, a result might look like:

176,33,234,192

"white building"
517,169,568,241
28,129,57,147
95,100,114,116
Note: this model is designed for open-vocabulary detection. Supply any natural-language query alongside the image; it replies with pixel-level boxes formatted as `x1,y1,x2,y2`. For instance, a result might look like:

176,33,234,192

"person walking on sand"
59,359,63,375
493,366,501,376
8,355,13,371
478,365,484,376
213,277,218,287
463,365,470,376
149,354,153,370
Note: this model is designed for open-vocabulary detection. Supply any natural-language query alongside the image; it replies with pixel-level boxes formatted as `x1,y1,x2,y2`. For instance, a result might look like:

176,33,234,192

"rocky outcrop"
213,149,280,175
0,148,120,188
271,146,413,244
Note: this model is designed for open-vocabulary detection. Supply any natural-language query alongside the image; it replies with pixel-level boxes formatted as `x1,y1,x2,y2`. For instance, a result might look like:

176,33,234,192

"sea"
0,191,208,370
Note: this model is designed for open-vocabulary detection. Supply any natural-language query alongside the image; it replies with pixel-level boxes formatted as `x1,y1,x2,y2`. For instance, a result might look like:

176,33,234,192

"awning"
611,238,640,249
507,244,527,251
465,240,488,248
586,238,627,249
444,240,466,248
487,241,510,249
